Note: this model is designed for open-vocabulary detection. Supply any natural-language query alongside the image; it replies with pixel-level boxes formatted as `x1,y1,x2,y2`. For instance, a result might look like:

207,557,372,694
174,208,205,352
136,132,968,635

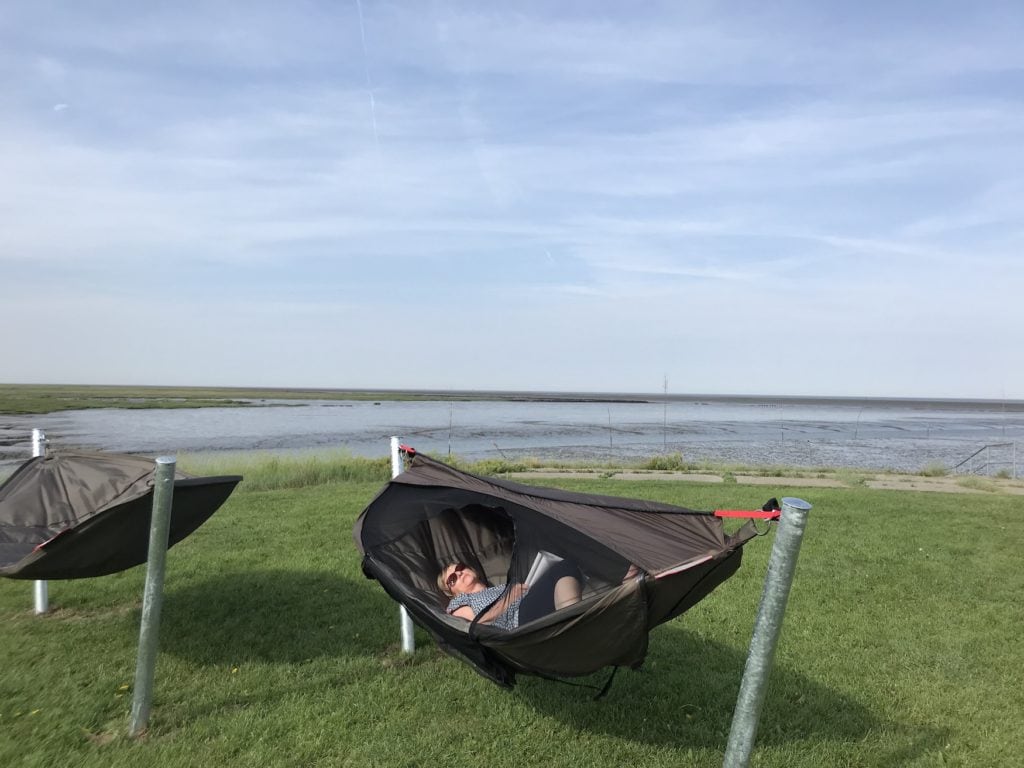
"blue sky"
2,2,1022,398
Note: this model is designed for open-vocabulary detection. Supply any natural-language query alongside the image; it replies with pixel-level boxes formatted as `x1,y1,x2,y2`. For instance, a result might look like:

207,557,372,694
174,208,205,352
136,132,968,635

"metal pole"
128,456,176,738
723,497,812,768
31,429,49,615
31,428,46,457
392,437,416,654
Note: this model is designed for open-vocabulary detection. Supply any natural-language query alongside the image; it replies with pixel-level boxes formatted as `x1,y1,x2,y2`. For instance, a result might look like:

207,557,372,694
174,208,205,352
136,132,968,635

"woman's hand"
503,583,528,601
477,583,528,624
451,605,475,621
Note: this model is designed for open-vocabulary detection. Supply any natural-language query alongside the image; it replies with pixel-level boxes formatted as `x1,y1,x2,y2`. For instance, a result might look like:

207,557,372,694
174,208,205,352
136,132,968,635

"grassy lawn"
1,466,1020,767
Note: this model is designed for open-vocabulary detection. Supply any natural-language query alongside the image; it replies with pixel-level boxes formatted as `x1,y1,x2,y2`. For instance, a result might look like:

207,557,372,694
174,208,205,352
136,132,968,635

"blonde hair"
438,563,457,597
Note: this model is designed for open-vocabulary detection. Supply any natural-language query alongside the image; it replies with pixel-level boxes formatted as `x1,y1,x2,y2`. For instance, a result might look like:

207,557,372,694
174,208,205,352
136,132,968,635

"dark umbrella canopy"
0,451,241,579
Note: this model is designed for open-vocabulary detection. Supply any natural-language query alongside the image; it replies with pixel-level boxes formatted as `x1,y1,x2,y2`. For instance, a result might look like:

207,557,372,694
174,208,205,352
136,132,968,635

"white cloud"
0,2,1022,397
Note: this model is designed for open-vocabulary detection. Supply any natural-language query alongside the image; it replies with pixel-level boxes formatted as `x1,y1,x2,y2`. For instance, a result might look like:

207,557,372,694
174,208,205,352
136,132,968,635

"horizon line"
3,382,1023,407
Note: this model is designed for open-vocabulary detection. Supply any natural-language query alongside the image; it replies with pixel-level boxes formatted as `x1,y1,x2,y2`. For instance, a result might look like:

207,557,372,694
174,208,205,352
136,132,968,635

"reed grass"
639,452,695,471
179,451,391,491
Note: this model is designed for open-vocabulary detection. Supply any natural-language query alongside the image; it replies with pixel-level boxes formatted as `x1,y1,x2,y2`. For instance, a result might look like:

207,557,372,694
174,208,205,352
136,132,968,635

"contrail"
355,0,379,145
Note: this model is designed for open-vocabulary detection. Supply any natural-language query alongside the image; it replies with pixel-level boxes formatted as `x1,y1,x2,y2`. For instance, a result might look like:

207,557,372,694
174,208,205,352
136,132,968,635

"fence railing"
951,442,1018,478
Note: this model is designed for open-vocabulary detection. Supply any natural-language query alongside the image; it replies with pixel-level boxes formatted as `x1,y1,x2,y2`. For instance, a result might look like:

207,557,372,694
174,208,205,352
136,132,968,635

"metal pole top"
780,497,813,512
32,429,48,458
155,455,177,466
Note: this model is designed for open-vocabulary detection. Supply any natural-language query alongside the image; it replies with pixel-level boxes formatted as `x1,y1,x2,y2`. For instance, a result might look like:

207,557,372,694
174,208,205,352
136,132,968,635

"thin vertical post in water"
128,456,176,738
392,437,416,654
663,375,668,452
722,497,812,768
31,429,49,615
447,403,454,458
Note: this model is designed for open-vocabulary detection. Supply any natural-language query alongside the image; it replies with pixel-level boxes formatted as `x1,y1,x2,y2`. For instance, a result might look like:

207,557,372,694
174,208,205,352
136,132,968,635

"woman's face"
443,563,475,595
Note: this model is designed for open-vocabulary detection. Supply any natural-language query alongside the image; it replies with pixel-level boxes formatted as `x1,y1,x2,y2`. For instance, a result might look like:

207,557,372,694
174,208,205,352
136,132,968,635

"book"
525,550,564,588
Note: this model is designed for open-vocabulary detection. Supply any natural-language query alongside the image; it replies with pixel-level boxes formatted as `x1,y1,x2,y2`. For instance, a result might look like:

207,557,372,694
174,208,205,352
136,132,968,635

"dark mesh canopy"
0,451,241,580
354,452,759,687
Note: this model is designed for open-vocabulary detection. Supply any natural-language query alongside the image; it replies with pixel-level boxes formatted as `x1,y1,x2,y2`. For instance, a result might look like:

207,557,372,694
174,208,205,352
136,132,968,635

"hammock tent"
0,451,241,580
354,451,776,688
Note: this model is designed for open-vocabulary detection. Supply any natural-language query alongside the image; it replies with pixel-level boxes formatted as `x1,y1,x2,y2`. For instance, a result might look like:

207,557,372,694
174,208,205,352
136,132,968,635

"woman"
437,560,583,630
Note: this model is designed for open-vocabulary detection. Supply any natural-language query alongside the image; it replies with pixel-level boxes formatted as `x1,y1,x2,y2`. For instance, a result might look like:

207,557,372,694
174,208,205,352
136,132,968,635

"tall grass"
179,452,620,490
639,452,694,471
920,462,950,477
179,451,391,491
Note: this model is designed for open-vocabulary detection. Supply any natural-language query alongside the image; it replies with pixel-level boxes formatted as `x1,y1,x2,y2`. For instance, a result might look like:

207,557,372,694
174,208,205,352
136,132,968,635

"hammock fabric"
0,451,241,580
354,452,765,688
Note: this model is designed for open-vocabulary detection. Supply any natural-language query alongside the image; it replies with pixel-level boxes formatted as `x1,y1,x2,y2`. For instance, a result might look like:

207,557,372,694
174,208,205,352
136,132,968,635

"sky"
2,1,1022,399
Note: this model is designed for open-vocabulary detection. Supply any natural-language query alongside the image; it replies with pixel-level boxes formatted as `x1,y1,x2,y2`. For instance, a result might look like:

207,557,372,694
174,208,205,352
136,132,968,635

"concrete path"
509,469,1024,495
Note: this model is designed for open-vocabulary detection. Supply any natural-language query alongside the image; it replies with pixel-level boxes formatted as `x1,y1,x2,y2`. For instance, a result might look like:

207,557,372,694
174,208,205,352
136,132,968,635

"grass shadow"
160,569,398,665
513,624,948,765
160,573,948,766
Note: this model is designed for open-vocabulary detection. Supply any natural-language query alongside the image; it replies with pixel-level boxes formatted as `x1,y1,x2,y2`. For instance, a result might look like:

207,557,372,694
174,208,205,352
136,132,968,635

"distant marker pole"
392,436,416,654
128,456,176,738
31,429,49,615
723,497,812,768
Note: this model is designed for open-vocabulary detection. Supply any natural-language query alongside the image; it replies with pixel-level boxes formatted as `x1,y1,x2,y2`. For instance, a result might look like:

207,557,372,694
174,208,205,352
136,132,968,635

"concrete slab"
735,475,847,488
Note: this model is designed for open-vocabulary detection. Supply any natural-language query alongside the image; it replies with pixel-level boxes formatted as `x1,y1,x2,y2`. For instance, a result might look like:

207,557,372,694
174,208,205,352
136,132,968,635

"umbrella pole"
128,456,176,738
31,429,49,615
392,436,416,654
722,496,812,768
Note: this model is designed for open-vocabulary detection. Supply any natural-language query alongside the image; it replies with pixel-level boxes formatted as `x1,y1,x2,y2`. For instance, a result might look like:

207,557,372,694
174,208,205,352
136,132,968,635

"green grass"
0,383,624,415
831,469,869,487
1,471,1021,767
0,384,449,415
179,451,392,491
955,476,999,493
0,384,253,414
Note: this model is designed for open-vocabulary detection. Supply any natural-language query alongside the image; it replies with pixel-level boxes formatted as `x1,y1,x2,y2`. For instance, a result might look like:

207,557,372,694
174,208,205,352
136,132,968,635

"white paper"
525,550,564,587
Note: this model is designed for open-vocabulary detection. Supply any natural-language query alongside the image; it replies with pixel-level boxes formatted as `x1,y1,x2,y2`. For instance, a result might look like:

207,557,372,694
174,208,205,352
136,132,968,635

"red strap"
714,509,781,520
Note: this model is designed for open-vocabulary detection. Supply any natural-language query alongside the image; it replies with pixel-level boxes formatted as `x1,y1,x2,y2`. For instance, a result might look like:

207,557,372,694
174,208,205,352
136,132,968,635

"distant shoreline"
4,387,1022,477
371,389,1024,411
2,382,1022,415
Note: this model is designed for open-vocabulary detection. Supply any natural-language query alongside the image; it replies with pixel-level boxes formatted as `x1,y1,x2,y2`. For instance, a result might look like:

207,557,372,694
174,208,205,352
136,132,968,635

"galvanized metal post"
128,456,176,738
31,429,49,615
722,497,812,768
392,436,416,654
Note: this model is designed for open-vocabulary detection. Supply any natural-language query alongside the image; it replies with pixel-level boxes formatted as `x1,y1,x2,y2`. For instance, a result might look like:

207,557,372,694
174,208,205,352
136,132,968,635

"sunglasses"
445,564,467,590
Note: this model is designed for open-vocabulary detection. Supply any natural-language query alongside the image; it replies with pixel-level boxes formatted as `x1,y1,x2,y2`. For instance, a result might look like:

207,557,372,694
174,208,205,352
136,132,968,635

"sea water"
2,396,1021,474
